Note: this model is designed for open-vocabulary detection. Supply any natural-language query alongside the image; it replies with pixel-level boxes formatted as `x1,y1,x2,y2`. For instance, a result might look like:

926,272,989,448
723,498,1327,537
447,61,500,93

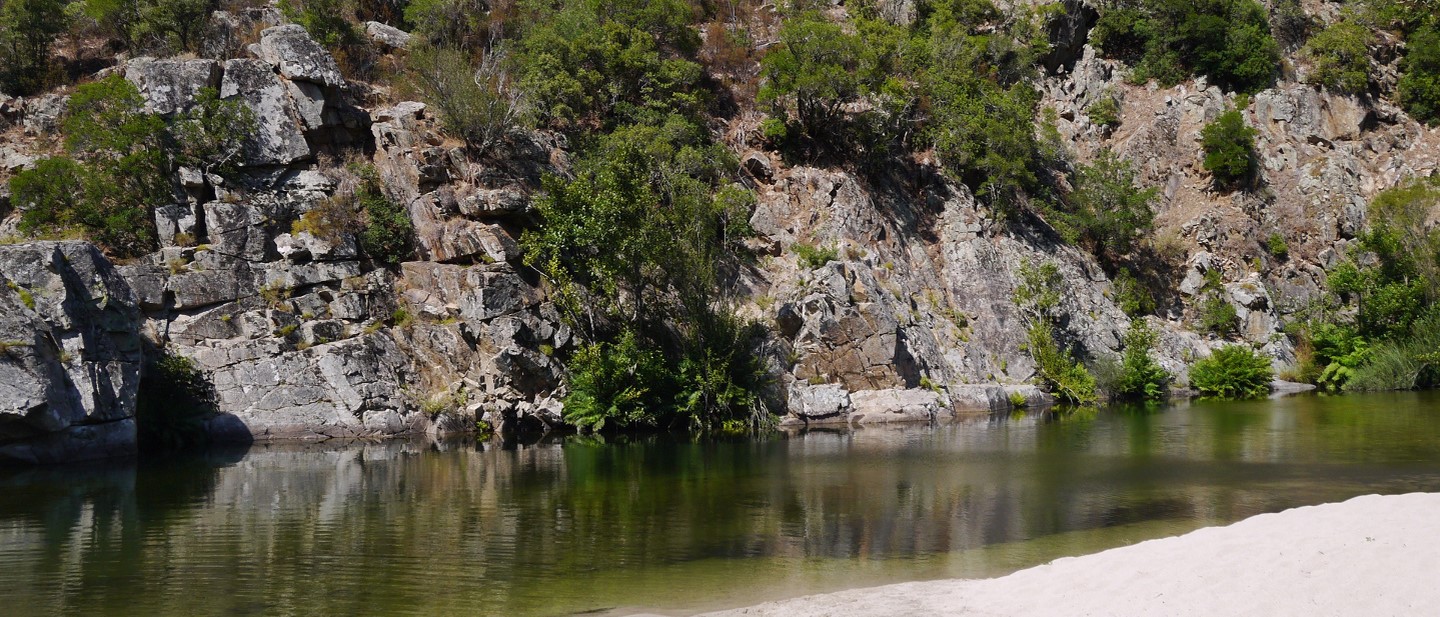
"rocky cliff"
0,3,1433,461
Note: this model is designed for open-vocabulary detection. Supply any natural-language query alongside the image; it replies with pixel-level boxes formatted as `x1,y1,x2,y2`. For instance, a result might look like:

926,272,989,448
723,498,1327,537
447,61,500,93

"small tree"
1056,149,1158,257
1201,109,1258,189
1114,320,1170,400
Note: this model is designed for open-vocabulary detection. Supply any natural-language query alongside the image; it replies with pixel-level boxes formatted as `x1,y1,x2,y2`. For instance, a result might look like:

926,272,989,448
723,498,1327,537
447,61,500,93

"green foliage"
279,0,359,48
137,352,216,452
1265,233,1289,259
758,13,911,159
1087,93,1122,128
1053,149,1157,256
1015,259,1063,322
1093,0,1279,93
1199,293,1239,336
353,166,414,264
1015,260,1096,403
0,0,68,94
81,0,219,53
1113,268,1156,317
404,0,492,49
563,331,670,432
407,43,528,154
523,116,769,433
924,24,1042,213
1113,320,1170,400
1326,178,1440,341
1400,26,1440,124
793,243,838,269
1345,309,1440,391
11,76,167,256
1188,344,1274,399
1303,322,1370,391
516,4,705,131
169,88,256,175
1026,320,1098,404
1201,109,1258,189
8,76,255,257
1302,21,1372,95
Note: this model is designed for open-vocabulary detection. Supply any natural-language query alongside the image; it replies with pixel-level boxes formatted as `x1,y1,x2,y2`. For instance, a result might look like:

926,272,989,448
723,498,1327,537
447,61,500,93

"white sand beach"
696,492,1440,617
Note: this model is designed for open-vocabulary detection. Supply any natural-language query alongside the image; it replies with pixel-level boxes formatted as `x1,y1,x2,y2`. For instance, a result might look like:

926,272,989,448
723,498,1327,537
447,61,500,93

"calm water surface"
3,392,1440,616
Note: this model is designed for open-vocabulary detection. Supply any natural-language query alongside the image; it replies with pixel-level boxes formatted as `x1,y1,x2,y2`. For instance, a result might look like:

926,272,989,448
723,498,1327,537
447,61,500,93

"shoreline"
692,493,1440,617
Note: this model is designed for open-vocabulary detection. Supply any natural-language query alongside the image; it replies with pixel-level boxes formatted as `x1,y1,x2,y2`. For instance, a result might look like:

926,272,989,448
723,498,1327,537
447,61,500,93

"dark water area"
4,392,1440,616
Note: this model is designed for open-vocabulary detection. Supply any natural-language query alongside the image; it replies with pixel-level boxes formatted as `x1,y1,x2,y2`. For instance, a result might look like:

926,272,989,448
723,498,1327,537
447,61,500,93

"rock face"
0,242,143,464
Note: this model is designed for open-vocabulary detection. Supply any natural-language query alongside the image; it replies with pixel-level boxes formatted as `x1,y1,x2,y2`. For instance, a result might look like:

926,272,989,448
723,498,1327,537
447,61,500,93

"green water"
4,392,1440,616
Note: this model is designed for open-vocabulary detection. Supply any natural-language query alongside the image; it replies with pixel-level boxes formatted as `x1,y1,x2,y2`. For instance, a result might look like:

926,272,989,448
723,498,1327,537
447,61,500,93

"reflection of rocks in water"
6,396,1440,615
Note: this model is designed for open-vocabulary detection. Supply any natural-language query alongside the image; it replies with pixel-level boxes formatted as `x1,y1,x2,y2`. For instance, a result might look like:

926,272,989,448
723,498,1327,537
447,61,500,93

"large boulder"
0,242,143,464
257,24,344,88
219,58,312,166
124,57,223,116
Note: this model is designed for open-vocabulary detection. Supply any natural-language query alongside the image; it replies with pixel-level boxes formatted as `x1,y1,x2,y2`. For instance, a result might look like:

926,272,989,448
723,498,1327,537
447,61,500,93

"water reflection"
3,392,1440,617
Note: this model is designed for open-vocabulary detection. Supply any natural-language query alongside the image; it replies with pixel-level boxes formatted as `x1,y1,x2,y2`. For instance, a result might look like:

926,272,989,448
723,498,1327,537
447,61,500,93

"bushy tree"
1114,320,1170,400
758,13,910,158
1303,21,1372,95
1189,344,1273,399
1201,108,1258,188
516,5,705,131
523,116,768,432
79,0,219,54
0,0,68,94
1054,149,1157,256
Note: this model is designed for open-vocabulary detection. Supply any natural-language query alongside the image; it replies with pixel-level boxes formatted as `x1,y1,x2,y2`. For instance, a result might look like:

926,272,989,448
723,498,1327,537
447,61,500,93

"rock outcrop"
0,242,142,464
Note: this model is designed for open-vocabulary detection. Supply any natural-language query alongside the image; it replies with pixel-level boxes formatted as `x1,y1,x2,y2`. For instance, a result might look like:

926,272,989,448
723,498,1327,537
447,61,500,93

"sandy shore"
695,493,1440,617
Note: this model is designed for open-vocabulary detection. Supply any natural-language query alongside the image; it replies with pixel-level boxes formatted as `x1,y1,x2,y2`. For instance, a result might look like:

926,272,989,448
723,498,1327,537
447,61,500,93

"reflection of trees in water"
4,393,1440,615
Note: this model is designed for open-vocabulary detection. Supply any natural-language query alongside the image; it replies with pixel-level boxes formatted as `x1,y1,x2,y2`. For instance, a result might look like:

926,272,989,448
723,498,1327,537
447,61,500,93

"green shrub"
793,243,838,269
524,116,770,433
403,0,491,49
354,167,415,265
1026,321,1098,404
1015,259,1096,403
1199,293,1239,336
1265,233,1289,259
1400,26,1440,125
279,0,359,48
137,352,216,452
1087,93,1122,128
1053,149,1157,257
1113,268,1156,317
1113,320,1170,400
1201,109,1259,189
1302,21,1372,95
1343,308,1440,391
516,5,705,131
758,13,909,158
1189,345,1273,399
1092,0,1279,94
407,43,527,155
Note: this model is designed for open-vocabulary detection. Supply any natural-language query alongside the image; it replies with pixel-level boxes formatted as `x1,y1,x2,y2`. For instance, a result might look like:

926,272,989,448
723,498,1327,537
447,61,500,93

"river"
3,391,1439,616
